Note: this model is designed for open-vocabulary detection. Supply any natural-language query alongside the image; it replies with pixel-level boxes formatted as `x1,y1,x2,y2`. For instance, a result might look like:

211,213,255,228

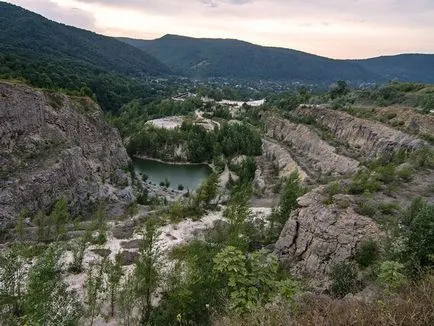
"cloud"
5,0,434,58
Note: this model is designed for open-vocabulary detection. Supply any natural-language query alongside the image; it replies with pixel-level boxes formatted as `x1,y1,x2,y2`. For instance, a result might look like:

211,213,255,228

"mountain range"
1,1,434,88
120,34,434,83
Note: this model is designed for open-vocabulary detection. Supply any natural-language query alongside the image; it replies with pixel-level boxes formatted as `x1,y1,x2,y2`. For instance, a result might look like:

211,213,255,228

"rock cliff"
275,186,382,286
0,81,130,231
264,114,359,177
295,107,425,159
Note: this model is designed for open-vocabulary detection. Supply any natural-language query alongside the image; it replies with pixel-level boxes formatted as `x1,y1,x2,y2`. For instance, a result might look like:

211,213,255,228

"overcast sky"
6,0,434,59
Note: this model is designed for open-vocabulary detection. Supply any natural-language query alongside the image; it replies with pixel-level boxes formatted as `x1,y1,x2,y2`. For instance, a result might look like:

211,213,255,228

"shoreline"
133,155,214,169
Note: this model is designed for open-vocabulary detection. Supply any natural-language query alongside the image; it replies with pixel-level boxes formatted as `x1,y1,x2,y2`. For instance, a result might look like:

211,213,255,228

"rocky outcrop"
376,106,434,136
264,114,359,177
0,81,130,230
262,139,308,180
295,107,425,159
275,186,382,285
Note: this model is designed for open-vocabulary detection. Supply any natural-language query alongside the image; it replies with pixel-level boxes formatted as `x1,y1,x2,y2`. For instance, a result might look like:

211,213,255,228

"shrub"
348,170,381,195
355,239,380,268
330,262,358,297
323,181,341,205
400,198,434,274
375,164,396,184
355,201,377,217
378,261,407,289
177,184,184,191
396,166,413,182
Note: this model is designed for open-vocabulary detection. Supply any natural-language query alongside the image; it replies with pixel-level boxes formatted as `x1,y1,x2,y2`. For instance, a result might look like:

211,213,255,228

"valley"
0,2,434,326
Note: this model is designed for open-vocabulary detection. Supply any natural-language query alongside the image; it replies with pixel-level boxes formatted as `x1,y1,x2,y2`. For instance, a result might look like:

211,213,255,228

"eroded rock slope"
264,113,359,177
295,106,425,159
275,186,382,285
0,81,130,230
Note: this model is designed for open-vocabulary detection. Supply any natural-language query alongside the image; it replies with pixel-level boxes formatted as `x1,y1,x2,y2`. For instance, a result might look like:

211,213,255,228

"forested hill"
0,2,171,111
120,34,434,83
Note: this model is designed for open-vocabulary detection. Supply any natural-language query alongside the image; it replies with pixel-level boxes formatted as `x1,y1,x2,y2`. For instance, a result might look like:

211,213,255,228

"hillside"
120,34,434,83
0,2,171,111
120,34,380,83
0,80,131,236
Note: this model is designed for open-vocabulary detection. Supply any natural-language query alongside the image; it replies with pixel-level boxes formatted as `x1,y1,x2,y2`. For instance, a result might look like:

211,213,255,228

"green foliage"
152,241,225,325
105,257,124,317
278,171,302,222
0,246,27,323
0,3,170,112
50,196,69,240
224,183,253,250
330,262,358,297
15,209,27,241
396,165,413,182
195,172,219,210
24,245,82,325
134,218,162,324
213,247,289,313
323,181,342,205
348,169,382,195
378,261,407,289
400,198,434,274
355,239,380,268
85,258,107,326
329,80,350,100
117,275,136,326
69,237,87,274
355,200,378,218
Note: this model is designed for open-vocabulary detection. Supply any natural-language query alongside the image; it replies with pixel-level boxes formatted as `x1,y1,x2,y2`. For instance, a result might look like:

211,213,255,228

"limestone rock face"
275,186,382,284
264,114,359,176
295,107,425,159
0,81,130,230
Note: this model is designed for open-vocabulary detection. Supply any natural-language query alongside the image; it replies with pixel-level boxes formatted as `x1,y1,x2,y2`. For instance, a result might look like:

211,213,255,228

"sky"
5,0,434,59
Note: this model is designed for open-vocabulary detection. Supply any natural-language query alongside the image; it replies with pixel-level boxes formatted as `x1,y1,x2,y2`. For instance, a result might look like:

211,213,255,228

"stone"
120,239,141,249
275,186,383,287
117,250,139,266
0,81,130,231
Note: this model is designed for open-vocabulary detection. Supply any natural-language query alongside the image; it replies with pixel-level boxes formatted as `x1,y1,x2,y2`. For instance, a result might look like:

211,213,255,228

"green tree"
134,218,162,325
85,258,107,326
34,210,48,242
50,196,69,240
69,237,87,274
15,210,27,242
400,198,434,274
195,172,219,209
24,245,82,325
330,80,349,99
105,256,124,317
0,247,27,323
117,276,136,326
213,246,296,313
268,171,302,240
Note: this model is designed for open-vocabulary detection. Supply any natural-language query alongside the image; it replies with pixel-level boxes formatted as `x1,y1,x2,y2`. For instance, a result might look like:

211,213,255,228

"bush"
348,170,382,195
376,164,396,184
177,184,184,191
355,239,379,268
355,201,377,217
400,198,434,274
330,262,358,297
323,181,341,205
378,261,407,289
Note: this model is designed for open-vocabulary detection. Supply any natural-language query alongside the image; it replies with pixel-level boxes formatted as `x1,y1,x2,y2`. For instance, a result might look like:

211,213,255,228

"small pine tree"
105,255,124,317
